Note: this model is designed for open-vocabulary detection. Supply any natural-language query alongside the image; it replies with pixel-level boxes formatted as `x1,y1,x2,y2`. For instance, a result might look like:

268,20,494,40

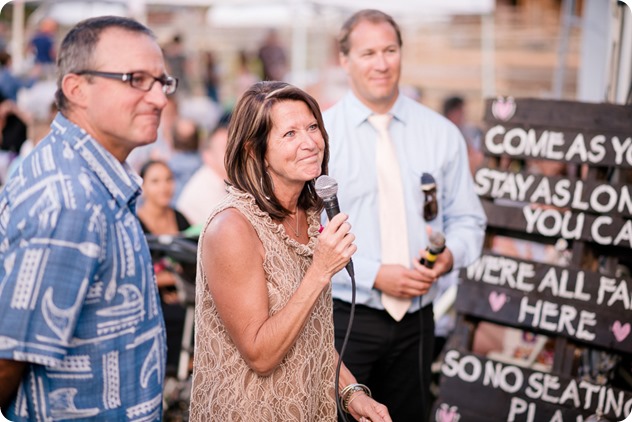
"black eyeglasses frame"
74,70,178,95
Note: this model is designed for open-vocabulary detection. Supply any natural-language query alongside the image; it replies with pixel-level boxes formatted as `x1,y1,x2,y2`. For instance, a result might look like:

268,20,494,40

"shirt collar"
51,113,142,208
344,90,408,127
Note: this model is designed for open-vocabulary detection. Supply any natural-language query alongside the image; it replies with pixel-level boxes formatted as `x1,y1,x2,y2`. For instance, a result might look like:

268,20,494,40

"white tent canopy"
28,0,128,27
206,0,494,27
205,0,495,87
205,0,495,20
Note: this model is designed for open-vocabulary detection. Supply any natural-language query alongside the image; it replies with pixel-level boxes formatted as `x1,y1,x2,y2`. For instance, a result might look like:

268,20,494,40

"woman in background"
137,159,190,373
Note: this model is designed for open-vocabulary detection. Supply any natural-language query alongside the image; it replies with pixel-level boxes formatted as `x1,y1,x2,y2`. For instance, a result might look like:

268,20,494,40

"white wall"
577,0,632,104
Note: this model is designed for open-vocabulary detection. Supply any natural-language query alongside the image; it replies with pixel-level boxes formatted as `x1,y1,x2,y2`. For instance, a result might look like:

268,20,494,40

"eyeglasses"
75,70,178,95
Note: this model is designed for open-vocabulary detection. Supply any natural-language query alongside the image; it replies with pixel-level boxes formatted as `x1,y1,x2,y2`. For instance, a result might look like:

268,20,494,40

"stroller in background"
146,233,198,421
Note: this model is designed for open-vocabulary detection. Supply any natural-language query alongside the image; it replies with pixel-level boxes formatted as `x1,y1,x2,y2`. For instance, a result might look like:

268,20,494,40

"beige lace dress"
189,187,338,421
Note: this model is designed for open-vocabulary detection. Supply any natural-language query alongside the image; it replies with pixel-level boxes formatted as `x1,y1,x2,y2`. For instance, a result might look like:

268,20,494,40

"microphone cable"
313,175,357,421
417,297,428,421
417,231,446,420
335,269,356,422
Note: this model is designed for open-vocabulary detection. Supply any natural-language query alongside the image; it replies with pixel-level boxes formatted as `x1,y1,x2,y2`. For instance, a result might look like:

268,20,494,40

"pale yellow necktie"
369,114,411,322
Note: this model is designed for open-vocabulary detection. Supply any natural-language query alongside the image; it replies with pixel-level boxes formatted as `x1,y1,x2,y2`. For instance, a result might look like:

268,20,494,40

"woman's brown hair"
224,81,329,220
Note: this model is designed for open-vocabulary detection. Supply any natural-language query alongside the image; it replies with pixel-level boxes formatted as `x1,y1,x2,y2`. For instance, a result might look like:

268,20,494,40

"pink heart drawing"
491,96,516,121
612,321,630,342
488,291,507,312
436,404,459,422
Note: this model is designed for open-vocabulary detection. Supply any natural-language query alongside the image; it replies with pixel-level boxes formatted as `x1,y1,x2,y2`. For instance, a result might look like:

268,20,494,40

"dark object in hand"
421,172,438,221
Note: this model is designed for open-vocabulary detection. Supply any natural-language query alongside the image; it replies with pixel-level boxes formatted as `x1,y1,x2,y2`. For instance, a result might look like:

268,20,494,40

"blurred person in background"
442,95,484,175
203,50,220,103
0,21,8,54
189,81,390,422
6,101,57,178
233,50,260,104
167,117,203,204
163,34,190,95
0,93,29,184
306,37,348,111
177,121,229,227
28,17,57,78
137,159,191,375
0,52,38,102
257,29,288,81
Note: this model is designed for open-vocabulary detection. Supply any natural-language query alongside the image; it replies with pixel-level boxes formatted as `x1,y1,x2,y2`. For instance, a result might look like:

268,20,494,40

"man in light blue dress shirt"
323,9,486,421
0,16,178,420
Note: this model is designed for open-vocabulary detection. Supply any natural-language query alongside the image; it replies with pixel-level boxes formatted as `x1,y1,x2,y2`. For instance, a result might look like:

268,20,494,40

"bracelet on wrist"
339,383,372,413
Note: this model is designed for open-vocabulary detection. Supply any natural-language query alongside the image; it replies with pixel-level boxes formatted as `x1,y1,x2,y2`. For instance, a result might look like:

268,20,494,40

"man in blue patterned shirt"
0,16,178,420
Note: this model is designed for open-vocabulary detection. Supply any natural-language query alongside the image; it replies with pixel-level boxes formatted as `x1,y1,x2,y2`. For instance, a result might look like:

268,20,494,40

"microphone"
314,175,354,278
419,231,446,269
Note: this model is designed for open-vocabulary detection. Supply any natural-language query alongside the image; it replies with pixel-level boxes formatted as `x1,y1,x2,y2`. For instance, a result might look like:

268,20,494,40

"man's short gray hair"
55,16,155,112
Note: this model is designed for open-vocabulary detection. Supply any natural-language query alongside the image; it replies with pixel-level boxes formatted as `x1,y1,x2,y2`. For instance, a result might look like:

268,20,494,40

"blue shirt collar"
344,90,408,127
51,113,142,208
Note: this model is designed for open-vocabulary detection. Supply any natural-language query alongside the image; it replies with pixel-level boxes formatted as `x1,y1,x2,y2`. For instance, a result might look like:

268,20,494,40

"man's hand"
373,264,434,299
373,246,453,300
414,246,453,279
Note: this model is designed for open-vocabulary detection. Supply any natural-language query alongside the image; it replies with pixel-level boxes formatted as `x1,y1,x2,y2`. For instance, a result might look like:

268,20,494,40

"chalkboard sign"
475,168,632,218
432,97,632,421
483,125,632,168
481,199,632,249
457,253,632,353
481,98,632,168
437,350,632,421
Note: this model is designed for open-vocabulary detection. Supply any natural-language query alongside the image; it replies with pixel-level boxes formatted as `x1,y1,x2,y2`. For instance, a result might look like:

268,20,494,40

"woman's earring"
261,176,271,200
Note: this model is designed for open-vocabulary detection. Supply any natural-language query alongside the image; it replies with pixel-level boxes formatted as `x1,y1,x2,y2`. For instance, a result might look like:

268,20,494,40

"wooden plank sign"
481,199,632,249
482,125,632,168
457,253,632,353
484,98,632,134
474,168,632,218
481,98,632,168
433,349,632,421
